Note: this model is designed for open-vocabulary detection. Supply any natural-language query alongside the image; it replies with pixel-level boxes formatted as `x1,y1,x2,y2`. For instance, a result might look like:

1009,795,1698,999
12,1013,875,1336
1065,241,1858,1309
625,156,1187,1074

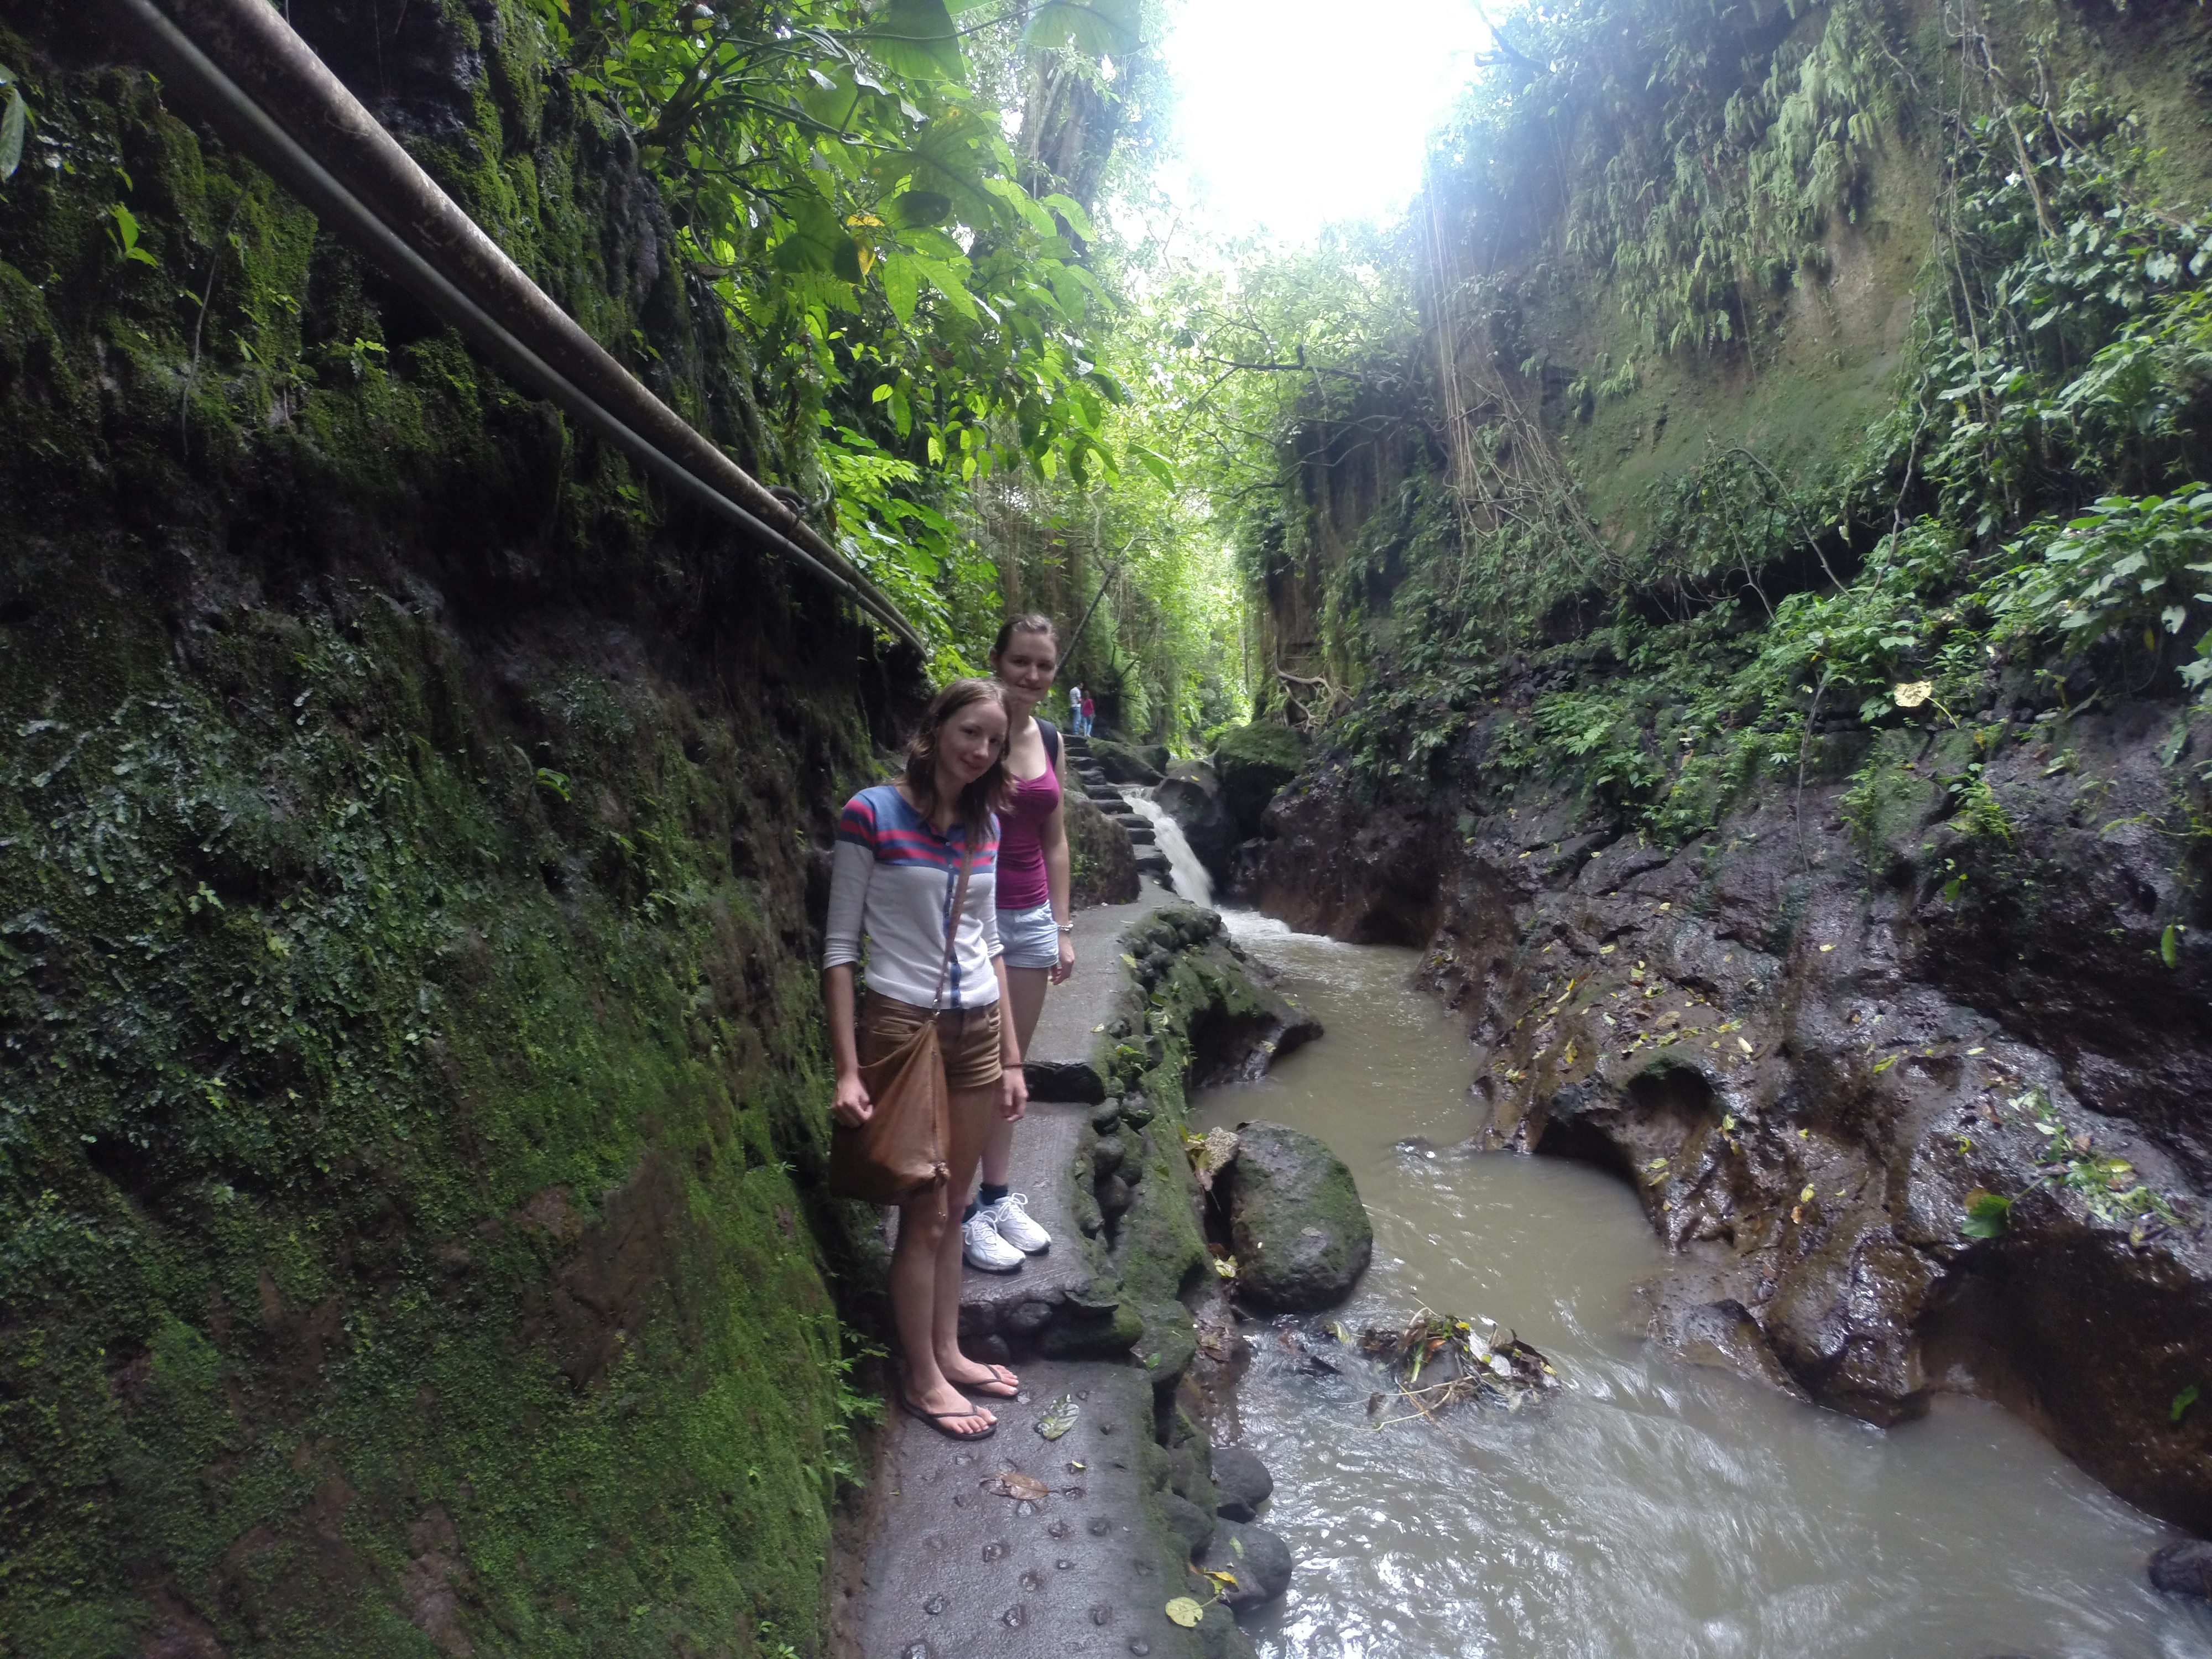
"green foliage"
507,0,1137,660
1435,0,1906,357
1960,1189,2013,1239
0,59,27,184
1257,58,2212,838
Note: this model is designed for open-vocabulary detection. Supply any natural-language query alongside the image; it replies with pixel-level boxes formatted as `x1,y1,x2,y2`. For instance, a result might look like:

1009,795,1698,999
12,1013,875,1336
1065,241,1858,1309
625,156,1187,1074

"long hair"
902,677,1011,849
990,612,1060,660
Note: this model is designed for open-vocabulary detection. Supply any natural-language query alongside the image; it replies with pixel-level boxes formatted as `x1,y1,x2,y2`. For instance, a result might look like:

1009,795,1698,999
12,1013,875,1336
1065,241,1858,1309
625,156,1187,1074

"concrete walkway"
850,875,1204,1659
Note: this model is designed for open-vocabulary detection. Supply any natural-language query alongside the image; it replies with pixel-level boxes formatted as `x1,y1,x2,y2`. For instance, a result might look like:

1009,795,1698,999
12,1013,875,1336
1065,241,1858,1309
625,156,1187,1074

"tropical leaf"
1021,0,1140,56
770,193,855,277
0,85,24,184
885,188,952,229
865,0,964,80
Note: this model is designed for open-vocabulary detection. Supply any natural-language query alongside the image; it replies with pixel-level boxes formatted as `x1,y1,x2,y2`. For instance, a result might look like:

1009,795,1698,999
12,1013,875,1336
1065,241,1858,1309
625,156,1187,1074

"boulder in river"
1225,1121,1374,1312
1155,759,1238,880
1198,1519,1293,1606
1210,1444,1274,1521
2149,1539,2212,1599
1213,722,1308,839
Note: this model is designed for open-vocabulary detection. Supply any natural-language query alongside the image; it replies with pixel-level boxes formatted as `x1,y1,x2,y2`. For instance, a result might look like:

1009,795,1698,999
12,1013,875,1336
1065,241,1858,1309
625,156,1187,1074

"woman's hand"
1050,930,1075,986
832,1071,873,1128
998,1061,1028,1123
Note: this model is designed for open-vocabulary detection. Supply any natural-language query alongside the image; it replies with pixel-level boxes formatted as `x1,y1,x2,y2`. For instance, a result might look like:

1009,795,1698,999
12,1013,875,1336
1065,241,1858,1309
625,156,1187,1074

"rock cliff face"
0,5,918,1652
1250,696,2212,1532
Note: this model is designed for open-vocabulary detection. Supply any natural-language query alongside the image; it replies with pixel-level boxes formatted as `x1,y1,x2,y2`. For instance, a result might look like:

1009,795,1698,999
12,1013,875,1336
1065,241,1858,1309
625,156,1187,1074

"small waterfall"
1119,787,1215,907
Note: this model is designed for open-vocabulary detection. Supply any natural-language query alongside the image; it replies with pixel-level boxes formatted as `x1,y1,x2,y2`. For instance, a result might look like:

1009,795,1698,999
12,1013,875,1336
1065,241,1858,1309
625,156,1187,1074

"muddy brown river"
1191,911,2212,1659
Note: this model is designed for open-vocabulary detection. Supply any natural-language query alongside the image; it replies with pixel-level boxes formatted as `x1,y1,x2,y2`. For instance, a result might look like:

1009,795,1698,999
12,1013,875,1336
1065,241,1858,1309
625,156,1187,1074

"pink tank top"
995,720,1061,910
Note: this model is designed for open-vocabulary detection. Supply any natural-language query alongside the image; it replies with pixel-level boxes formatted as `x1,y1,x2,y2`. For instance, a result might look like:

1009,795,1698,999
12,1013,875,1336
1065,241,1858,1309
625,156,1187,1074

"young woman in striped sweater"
821,679,1029,1440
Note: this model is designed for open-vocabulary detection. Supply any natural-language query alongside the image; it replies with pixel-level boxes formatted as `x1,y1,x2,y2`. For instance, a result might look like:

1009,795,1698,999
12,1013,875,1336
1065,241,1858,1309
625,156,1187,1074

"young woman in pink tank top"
958,613,1072,1271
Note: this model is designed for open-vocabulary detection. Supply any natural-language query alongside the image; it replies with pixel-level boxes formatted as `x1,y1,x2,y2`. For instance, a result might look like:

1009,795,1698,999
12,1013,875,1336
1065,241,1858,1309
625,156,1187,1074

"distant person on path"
1067,682,1085,737
1079,691,1095,737
961,615,1072,1271
822,678,1028,1440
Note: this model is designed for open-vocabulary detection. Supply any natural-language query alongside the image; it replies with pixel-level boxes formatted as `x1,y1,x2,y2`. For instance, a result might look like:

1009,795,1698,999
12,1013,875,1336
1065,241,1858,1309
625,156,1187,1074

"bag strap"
928,839,975,1013
1039,718,1060,769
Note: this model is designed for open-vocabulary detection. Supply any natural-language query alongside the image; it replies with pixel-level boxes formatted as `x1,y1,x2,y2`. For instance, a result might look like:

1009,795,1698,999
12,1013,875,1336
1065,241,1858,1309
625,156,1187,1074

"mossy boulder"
1088,735,1167,785
1225,1123,1373,1312
1212,723,1308,838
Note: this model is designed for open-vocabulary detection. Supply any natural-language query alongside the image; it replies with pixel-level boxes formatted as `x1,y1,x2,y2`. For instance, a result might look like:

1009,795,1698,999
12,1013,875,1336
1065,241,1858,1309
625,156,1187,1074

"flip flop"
963,1363,1019,1399
900,1390,997,1441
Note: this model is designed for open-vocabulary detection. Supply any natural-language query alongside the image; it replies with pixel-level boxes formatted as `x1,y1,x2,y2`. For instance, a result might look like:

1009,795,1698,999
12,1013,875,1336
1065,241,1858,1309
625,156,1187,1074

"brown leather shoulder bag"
827,846,973,1204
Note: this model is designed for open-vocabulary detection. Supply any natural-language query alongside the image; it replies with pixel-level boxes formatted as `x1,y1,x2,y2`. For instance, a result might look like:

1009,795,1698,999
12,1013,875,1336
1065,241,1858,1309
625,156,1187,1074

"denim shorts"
998,900,1061,970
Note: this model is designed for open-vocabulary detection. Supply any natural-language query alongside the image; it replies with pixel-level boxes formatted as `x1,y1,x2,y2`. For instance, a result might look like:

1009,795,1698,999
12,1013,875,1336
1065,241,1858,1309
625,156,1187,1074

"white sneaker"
962,1209,1026,1273
985,1192,1052,1255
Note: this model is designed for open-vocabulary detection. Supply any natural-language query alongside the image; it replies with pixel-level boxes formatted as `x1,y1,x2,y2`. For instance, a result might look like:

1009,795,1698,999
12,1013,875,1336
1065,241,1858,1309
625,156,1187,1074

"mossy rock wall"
1,7,914,1655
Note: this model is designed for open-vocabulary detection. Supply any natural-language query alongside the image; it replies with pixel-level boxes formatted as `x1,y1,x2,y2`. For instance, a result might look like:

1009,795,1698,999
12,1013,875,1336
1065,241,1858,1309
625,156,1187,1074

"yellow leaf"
1892,680,1934,708
1165,1597,1206,1627
1800,1185,1816,1203
1736,1037,1754,1055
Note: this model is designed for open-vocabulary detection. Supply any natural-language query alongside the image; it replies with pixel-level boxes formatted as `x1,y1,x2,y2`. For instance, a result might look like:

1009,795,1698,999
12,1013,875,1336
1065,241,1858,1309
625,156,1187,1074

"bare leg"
936,1079,1020,1395
893,1182,993,1431
979,966,1050,1187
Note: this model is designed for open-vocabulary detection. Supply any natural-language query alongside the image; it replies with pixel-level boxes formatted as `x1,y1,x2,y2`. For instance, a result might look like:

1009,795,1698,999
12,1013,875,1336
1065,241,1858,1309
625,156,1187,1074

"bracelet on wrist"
1056,921,1074,932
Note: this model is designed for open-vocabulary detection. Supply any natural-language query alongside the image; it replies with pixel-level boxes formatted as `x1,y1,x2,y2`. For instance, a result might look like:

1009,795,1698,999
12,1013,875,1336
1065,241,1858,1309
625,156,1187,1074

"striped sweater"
822,784,1002,1009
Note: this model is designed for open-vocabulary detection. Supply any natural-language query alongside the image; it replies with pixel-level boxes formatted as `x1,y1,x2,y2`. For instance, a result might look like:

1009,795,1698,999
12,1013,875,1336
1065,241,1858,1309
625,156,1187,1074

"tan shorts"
859,993,1004,1092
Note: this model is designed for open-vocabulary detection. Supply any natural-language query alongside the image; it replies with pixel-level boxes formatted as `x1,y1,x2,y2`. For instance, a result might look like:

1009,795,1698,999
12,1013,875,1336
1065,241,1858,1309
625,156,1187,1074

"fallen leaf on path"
1164,1597,1206,1627
981,1469,1050,1502
1035,1395,1080,1441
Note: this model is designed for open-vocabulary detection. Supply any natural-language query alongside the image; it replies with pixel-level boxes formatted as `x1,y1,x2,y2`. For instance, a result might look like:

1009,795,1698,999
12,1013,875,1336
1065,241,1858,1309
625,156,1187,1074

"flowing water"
1190,912,2212,1659
1119,785,1215,907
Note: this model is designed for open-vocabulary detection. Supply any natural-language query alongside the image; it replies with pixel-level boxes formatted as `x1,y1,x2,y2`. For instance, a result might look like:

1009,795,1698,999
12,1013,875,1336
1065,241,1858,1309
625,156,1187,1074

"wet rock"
1212,723,1308,842
1153,1489,1215,1557
1648,1297,1811,1404
1099,1173,1135,1218
1093,1135,1127,1177
1197,1520,1293,1606
1250,695,2212,1532
2149,1540,2212,1599
1088,737,1169,785
1067,793,1140,907
1209,1445,1273,1521
1156,761,1238,881
1225,1123,1374,1312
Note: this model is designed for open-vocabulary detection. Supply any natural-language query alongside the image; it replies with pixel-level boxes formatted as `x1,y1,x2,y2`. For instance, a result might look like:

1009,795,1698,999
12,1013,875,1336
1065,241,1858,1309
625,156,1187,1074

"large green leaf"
885,189,952,230
865,0,964,80
771,193,855,278
1020,0,1140,56
880,251,923,325
1041,192,1096,241
0,88,22,184
799,64,867,132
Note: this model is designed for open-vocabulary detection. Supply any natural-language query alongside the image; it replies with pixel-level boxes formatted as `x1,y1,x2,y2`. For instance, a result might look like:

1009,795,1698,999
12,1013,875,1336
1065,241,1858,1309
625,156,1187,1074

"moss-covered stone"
1224,1124,1374,1313
0,9,902,1655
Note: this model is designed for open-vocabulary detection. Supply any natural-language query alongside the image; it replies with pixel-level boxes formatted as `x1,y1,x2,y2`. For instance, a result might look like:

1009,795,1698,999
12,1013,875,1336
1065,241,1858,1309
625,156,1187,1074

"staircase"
1065,733,1161,860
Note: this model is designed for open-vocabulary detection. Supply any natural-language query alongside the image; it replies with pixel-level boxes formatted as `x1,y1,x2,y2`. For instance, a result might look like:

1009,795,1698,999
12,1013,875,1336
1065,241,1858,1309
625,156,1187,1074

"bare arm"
822,964,871,1125
1043,762,1074,986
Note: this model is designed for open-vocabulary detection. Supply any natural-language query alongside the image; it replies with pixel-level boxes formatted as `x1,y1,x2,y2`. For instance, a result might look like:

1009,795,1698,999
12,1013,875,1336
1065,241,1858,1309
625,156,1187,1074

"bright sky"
1156,0,1494,244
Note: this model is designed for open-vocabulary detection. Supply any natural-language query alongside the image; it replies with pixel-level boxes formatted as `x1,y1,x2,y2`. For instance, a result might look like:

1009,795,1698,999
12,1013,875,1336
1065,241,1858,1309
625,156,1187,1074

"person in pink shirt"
959,614,1072,1271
